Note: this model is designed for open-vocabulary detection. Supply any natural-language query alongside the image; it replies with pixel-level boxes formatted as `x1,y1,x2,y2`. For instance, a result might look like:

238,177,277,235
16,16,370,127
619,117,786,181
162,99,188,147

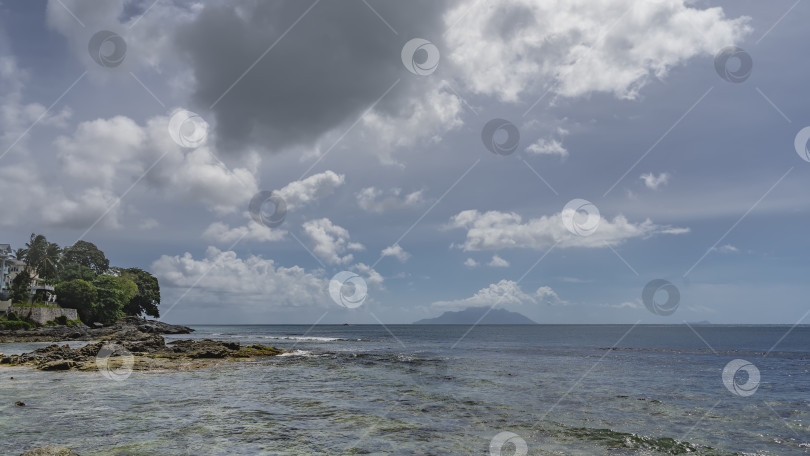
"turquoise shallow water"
1,324,808,455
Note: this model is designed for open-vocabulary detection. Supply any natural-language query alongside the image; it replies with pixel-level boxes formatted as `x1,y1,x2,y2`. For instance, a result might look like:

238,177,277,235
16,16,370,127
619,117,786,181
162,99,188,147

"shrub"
0,320,34,330
55,315,68,325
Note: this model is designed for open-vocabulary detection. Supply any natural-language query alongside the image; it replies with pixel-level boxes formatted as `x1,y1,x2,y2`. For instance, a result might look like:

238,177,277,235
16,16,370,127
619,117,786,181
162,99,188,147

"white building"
0,244,57,307
0,244,12,301
0,244,12,311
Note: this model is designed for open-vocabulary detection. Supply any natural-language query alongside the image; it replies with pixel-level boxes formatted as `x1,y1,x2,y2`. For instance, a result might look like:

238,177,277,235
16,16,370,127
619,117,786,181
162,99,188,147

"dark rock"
40,360,77,371
19,446,79,456
170,339,241,358
0,318,192,343
122,334,166,353
1,327,281,371
15,401,25,406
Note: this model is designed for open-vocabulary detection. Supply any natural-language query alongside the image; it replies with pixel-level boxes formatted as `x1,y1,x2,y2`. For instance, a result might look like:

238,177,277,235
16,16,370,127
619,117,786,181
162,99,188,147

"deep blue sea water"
1,324,808,455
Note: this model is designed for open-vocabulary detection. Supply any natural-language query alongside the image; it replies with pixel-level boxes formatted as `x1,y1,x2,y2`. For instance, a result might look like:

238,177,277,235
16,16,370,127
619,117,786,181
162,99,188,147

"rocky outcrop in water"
0,328,283,371
0,316,192,343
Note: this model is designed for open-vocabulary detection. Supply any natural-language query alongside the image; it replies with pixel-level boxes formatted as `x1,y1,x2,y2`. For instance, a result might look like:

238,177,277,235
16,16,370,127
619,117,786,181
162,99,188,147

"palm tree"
16,233,61,284
15,233,37,266
38,241,61,283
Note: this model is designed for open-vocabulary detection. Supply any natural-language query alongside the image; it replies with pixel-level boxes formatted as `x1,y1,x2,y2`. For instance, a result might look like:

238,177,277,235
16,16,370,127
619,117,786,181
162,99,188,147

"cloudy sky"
1,0,808,324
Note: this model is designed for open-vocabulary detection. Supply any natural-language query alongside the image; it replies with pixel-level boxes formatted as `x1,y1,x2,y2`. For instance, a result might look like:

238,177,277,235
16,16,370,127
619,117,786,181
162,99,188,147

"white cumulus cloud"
275,170,345,210
525,138,568,158
488,255,510,268
302,218,364,265
432,280,564,310
356,187,425,213
640,172,670,190
381,244,411,262
448,209,688,250
712,244,739,254
151,246,329,309
445,0,750,102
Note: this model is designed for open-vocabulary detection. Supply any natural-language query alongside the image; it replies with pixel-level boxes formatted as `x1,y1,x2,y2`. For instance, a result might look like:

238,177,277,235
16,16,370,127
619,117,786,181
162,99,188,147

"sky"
0,0,808,325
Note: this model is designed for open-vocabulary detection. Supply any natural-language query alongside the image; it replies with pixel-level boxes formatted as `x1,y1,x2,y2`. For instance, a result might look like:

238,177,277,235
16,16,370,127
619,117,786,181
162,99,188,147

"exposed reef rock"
0,316,193,343
0,330,283,372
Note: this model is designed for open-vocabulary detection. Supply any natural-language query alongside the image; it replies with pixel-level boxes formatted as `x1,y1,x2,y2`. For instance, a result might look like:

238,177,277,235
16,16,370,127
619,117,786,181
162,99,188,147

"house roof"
0,244,11,256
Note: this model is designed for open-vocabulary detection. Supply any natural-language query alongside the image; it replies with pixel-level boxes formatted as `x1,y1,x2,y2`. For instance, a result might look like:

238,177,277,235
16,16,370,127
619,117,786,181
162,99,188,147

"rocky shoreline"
0,316,193,343
0,317,285,371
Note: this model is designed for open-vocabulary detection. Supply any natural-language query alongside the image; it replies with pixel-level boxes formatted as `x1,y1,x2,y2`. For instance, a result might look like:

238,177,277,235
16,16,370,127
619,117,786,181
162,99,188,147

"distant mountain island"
414,307,536,324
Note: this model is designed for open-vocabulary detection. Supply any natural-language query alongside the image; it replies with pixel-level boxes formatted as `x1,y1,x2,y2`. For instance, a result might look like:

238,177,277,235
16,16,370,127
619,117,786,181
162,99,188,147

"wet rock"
122,334,166,353
119,316,192,335
40,360,77,371
20,446,79,456
14,401,25,406
1,333,283,372
171,339,240,352
0,317,192,343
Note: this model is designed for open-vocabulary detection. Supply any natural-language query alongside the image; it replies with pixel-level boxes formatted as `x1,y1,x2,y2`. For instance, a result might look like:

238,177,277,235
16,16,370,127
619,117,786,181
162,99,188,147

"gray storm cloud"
175,0,452,154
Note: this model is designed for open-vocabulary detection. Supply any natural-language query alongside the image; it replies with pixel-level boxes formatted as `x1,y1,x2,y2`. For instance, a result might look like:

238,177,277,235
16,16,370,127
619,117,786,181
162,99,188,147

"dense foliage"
120,268,161,318
60,240,110,275
9,269,32,304
58,263,95,282
54,279,97,323
7,233,162,325
0,312,34,330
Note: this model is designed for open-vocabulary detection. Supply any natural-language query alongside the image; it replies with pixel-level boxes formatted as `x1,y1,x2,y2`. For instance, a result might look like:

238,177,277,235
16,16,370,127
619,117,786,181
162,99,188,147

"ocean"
1,324,808,455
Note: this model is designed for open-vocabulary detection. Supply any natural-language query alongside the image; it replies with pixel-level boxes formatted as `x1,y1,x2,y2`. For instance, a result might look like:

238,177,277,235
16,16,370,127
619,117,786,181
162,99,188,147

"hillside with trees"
8,233,161,326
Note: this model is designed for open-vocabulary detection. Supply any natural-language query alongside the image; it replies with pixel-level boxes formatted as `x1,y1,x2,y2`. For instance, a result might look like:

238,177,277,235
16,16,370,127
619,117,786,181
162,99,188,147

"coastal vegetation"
5,233,161,327
0,312,34,330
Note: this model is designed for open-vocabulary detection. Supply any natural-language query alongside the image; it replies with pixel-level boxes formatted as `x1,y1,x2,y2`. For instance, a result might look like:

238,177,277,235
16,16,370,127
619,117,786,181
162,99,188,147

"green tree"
91,275,137,325
16,233,61,283
114,276,139,304
38,241,61,283
58,263,96,282
9,270,32,304
15,233,44,270
61,241,109,276
120,268,161,318
54,279,96,323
